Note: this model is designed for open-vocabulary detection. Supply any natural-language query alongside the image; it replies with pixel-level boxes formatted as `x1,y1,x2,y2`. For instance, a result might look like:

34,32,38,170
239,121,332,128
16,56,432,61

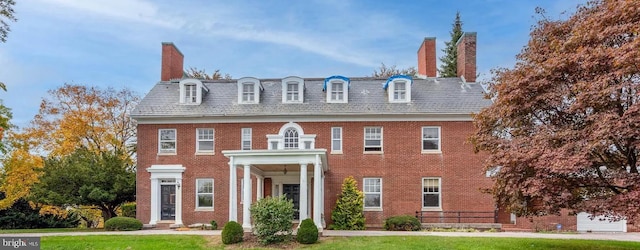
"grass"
31,235,640,250
0,228,104,234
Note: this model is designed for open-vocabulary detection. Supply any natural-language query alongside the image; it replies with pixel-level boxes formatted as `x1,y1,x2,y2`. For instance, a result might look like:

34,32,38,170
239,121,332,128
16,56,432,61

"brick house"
132,33,501,231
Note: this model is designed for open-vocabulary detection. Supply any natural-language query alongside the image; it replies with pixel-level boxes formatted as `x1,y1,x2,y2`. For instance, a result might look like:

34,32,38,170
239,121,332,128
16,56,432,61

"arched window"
283,128,299,149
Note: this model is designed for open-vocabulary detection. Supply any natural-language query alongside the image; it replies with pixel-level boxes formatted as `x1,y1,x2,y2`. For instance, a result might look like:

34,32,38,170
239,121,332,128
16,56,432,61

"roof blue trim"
323,75,350,92
383,75,413,90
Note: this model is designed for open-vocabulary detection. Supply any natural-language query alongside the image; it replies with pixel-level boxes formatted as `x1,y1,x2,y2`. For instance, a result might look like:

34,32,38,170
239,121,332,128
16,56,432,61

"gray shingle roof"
131,77,491,119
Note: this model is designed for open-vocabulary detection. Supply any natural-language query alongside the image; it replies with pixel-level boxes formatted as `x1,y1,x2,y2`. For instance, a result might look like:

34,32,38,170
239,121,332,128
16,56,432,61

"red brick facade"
417,37,437,77
456,33,477,82
136,120,494,227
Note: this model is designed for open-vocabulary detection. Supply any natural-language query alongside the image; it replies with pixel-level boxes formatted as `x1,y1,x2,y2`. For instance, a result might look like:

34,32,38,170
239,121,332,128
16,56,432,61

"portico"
222,149,328,232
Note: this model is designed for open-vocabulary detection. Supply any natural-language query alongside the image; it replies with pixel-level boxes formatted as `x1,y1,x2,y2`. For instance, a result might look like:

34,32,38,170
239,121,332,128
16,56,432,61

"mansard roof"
131,77,491,120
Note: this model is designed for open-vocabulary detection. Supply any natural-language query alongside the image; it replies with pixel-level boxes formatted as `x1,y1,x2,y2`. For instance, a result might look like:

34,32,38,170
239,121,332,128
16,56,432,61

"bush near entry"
250,196,295,244
297,218,319,244
221,221,243,244
104,217,142,231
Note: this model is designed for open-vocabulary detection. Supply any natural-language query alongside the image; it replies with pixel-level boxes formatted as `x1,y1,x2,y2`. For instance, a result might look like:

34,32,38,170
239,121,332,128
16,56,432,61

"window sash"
284,128,299,149
185,84,197,103
286,83,299,101
363,178,381,208
394,82,406,100
364,127,382,151
331,127,342,151
241,128,252,150
422,178,441,208
159,129,176,153
196,179,213,208
197,129,214,152
331,82,344,100
422,127,441,151
242,83,255,102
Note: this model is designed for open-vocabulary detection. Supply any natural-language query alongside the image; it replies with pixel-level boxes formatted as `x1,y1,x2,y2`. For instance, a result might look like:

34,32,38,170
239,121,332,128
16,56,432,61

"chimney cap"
455,32,477,46
161,42,184,57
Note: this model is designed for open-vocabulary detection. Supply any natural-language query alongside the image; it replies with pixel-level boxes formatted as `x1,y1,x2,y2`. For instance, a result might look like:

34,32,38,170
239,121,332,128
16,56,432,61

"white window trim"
179,78,206,105
363,178,382,211
385,76,412,103
267,122,315,150
237,77,262,104
282,76,304,103
195,128,215,155
421,126,442,154
158,129,177,155
325,77,349,103
422,177,442,211
331,127,343,154
363,126,383,154
241,128,252,150
195,178,214,210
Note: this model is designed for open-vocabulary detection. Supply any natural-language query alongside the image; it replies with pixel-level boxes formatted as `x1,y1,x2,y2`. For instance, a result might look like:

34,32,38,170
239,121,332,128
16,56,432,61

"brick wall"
136,120,494,227
417,37,437,77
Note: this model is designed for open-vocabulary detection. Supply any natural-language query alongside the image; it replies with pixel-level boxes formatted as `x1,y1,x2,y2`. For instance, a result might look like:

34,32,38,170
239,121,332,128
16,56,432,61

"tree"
30,148,135,221
186,67,232,80
0,0,16,43
0,138,43,209
438,11,463,77
330,176,365,230
471,0,640,222
372,63,416,78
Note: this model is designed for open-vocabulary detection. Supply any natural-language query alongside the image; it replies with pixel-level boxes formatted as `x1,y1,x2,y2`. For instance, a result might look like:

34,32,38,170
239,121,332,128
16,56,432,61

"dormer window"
282,76,304,103
238,77,262,104
179,79,207,105
324,75,349,103
384,75,412,103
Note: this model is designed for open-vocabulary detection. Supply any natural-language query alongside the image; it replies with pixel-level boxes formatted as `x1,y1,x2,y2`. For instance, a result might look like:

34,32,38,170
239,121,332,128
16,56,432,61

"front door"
283,184,300,220
161,185,176,220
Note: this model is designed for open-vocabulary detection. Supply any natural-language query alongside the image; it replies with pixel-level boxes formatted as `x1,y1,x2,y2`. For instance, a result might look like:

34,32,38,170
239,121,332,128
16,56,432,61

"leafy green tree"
372,63,416,77
0,0,16,43
186,67,232,80
30,148,135,221
438,11,463,77
330,176,365,230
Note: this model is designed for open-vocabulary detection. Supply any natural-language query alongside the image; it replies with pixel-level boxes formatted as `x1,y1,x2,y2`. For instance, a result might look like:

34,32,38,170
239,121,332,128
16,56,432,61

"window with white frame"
283,128,299,149
331,82,344,101
422,178,441,209
196,128,214,153
325,76,349,103
364,127,382,152
282,77,304,103
241,128,252,150
331,127,342,153
363,178,382,209
385,75,412,103
185,84,197,103
393,81,407,101
242,83,255,102
158,129,176,154
196,179,213,209
286,83,299,102
422,127,441,152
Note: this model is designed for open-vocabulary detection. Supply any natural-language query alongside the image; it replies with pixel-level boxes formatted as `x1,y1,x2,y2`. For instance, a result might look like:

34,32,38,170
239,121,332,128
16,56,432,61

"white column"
228,157,237,222
257,176,264,200
321,171,325,228
313,158,322,230
149,178,159,225
299,163,308,221
242,164,252,231
174,178,183,226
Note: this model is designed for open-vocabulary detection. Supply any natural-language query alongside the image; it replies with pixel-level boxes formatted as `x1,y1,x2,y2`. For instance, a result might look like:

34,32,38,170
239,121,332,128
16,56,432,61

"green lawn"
34,235,640,250
0,228,104,234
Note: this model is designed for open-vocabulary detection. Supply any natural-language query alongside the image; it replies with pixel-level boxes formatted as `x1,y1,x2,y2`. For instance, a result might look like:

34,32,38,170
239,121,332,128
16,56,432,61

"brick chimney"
456,32,477,82
417,37,437,78
161,42,184,81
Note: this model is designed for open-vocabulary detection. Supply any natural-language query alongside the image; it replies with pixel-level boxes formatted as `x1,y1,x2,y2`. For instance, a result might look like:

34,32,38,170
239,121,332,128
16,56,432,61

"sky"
0,0,586,128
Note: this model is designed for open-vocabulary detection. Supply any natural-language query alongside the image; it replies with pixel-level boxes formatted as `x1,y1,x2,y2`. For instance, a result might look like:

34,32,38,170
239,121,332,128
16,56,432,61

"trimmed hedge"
297,218,319,244
383,215,421,231
221,221,244,244
104,217,143,231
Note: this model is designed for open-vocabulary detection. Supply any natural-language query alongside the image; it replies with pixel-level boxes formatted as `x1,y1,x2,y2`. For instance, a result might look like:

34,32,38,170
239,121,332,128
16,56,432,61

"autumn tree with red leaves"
472,0,640,222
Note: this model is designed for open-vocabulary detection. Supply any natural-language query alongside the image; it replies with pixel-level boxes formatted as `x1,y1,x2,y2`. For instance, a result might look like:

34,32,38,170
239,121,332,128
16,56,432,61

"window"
394,81,406,101
364,127,382,152
242,83,255,102
363,178,382,209
422,178,441,209
158,129,176,154
196,179,213,209
331,82,344,101
196,128,214,153
185,84,197,103
179,79,206,104
286,83,299,101
422,127,441,152
331,127,342,153
241,128,252,150
284,128,299,149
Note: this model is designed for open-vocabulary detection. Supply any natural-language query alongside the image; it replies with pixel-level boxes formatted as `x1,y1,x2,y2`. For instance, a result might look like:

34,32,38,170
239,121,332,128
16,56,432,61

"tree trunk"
100,207,118,222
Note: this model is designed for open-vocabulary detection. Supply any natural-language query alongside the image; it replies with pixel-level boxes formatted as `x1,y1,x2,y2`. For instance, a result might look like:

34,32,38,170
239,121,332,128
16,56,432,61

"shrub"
383,215,421,231
330,176,365,230
297,218,319,244
221,221,244,244
0,194,80,229
120,202,136,218
210,220,218,230
250,196,294,245
104,217,142,231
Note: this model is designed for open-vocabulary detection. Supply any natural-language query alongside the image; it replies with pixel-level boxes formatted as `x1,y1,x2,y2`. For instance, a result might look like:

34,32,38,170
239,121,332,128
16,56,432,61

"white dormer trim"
179,78,208,105
282,76,304,104
237,77,263,104
324,75,349,103
384,75,412,103
267,122,316,150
